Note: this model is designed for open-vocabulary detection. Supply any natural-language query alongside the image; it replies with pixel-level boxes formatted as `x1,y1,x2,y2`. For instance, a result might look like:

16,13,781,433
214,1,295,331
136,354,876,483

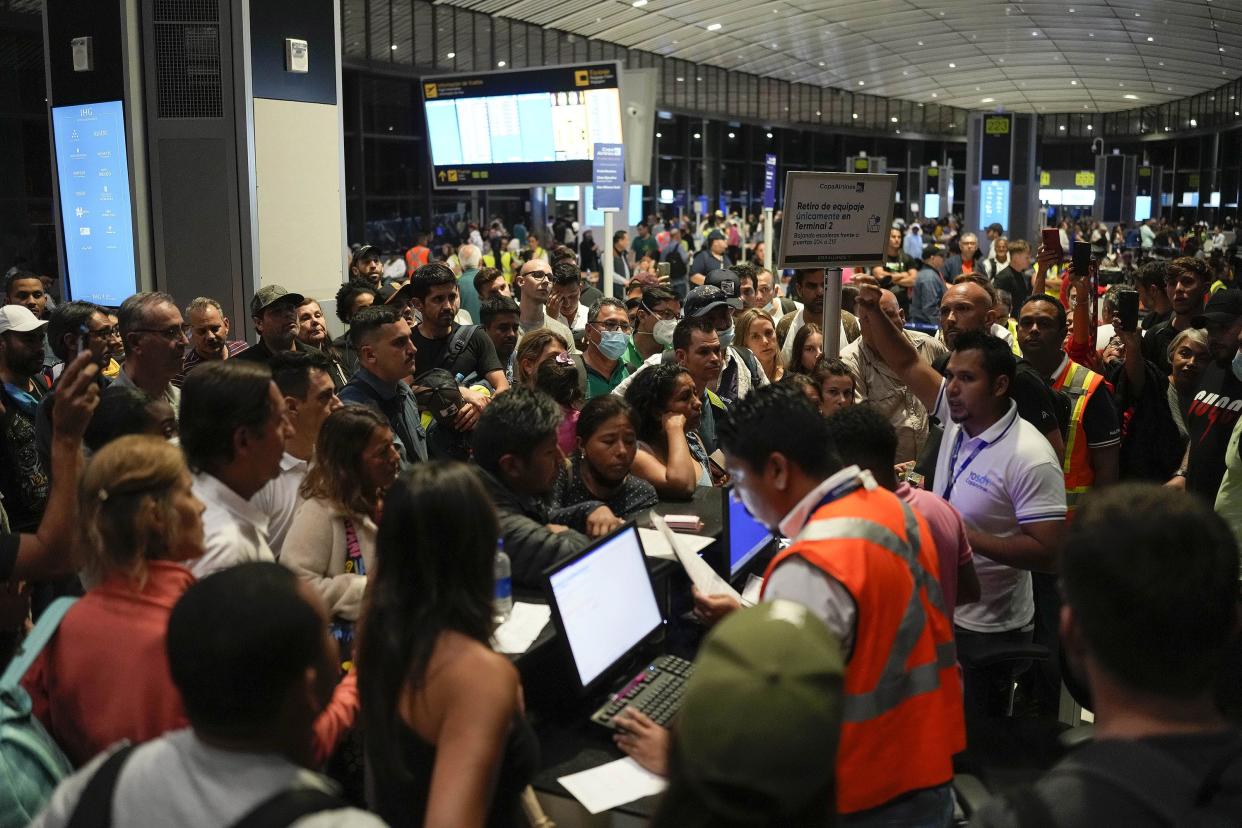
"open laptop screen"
729,493,773,578
547,525,662,690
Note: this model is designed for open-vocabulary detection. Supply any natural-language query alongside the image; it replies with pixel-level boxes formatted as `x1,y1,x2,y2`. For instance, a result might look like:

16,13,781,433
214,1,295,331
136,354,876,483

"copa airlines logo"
1190,391,1242,441
966,471,994,492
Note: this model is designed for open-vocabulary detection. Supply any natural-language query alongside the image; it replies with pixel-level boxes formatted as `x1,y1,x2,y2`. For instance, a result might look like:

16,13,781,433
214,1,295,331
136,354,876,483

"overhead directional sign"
776,171,897,268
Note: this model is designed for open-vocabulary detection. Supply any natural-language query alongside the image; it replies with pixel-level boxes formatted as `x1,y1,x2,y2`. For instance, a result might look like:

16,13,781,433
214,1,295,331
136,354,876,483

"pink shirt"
896,482,972,613
557,406,580,456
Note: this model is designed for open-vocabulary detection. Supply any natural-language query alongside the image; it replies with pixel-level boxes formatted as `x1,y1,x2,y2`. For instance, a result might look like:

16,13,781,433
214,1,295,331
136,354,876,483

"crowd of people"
0,203,1239,827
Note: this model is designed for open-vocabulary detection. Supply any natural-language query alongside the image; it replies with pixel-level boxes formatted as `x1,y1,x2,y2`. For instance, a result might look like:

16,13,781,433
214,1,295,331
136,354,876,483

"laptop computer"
544,522,694,730
721,487,777,586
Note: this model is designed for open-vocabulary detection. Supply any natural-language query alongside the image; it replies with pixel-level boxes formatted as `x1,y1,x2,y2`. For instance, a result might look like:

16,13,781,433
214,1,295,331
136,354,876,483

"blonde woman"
24,435,204,766
735,308,783,382
283,406,400,625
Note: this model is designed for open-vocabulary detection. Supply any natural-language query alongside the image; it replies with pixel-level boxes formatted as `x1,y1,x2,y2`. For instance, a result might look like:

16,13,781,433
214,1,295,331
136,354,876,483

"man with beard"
237,286,318,365
1143,257,1212,375
338,305,427,466
176,297,250,387
408,262,507,434
0,305,53,530
778,269,858,364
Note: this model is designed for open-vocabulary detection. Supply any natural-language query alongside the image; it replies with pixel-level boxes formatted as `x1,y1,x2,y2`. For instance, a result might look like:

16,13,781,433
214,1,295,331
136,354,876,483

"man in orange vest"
628,384,965,823
404,233,431,273
1015,292,1120,713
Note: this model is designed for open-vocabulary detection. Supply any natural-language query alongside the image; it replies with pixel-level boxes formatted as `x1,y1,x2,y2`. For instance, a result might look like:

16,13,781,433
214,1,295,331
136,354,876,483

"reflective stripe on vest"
1056,361,1103,510
795,501,956,723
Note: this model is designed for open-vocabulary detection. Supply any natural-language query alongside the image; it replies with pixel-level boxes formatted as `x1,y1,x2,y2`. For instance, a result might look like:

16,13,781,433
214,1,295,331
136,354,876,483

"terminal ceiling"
438,0,1242,113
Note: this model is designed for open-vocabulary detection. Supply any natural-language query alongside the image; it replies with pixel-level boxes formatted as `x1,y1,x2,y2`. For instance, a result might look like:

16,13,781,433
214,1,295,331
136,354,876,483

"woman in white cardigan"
282,406,401,622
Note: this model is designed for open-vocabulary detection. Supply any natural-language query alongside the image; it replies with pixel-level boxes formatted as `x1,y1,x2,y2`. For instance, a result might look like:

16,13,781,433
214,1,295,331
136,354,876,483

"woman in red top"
23,435,205,766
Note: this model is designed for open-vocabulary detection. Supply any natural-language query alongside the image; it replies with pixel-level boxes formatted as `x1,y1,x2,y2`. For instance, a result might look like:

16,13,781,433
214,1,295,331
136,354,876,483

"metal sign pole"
822,267,843,359
602,211,615,299
762,208,774,272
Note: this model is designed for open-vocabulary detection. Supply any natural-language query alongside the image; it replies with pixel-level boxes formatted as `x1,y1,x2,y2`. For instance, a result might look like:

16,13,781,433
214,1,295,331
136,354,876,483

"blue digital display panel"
979,179,1011,232
51,100,137,305
923,192,941,219
729,494,772,578
1134,196,1152,222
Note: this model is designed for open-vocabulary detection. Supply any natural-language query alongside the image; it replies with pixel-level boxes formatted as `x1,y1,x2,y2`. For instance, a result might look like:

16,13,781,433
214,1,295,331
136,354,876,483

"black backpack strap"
440,324,478,373
229,787,349,828
1045,739,1210,825
65,744,138,828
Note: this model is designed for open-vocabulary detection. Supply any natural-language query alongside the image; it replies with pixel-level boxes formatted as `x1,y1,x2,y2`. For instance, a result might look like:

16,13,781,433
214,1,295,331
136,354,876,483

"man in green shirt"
583,298,632,399
631,222,659,263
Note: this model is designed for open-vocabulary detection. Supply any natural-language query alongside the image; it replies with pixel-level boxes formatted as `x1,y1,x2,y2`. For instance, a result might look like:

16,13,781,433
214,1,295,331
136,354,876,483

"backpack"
0,597,77,828
65,743,350,828
661,246,688,283
1003,736,1242,827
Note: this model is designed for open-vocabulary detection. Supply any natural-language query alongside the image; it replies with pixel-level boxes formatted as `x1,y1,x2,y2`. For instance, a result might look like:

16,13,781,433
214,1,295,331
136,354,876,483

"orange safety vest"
1052,358,1107,514
405,245,430,271
761,486,965,815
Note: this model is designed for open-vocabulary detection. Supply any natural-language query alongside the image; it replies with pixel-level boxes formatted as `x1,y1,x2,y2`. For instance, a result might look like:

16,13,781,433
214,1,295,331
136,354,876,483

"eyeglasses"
593,320,633,334
132,324,191,340
642,303,680,322
87,326,119,340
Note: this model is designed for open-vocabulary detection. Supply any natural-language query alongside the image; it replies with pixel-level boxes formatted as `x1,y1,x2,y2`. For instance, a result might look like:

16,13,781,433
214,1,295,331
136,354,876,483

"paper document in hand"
650,512,742,604
637,526,713,561
557,757,668,814
492,602,551,654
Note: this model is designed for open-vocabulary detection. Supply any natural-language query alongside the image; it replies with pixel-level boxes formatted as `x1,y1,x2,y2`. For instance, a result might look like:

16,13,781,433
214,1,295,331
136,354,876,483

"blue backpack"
0,597,77,827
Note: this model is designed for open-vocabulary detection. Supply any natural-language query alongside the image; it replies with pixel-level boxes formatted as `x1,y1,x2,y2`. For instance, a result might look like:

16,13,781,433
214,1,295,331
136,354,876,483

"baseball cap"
706,229,726,243
351,244,380,266
0,305,48,335
684,285,736,318
378,281,415,305
704,270,744,309
414,369,464,426
1192,288,1242,328
250,285,306,316
659,600,843,824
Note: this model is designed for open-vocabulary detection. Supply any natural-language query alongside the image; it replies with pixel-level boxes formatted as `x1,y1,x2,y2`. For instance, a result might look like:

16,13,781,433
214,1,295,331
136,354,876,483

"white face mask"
652,319,676,347
1232,350,1242,382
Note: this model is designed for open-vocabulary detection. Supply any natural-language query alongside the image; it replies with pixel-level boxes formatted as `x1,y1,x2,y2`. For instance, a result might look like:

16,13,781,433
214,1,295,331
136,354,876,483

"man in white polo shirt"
854,279,1066,713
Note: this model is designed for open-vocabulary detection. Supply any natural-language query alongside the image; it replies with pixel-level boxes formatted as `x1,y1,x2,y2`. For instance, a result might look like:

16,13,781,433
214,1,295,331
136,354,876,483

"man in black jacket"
472,388,593,587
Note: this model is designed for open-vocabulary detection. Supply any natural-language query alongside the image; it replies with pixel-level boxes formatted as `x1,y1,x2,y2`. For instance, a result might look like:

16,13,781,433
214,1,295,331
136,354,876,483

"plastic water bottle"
493,540,512,624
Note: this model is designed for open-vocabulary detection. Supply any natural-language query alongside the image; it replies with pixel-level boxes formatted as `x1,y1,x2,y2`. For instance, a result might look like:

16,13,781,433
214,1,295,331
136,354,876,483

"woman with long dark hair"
358,462,537,827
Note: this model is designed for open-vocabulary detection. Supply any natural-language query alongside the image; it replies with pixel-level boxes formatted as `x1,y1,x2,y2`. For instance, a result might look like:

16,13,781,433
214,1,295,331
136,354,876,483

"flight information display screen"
51,100,138,305
422,63,623,188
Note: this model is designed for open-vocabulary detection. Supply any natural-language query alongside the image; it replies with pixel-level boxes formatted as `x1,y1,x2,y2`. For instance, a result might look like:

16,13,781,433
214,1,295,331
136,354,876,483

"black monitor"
543,523,662,694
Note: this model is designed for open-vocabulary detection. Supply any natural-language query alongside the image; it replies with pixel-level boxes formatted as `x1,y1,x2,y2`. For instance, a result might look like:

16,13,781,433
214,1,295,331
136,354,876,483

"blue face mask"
1232,350,1242,382
717,326,735,348
596,329,630,360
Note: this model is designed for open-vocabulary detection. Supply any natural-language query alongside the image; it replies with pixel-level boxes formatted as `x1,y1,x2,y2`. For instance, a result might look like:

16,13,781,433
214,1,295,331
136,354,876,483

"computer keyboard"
591,655,694,729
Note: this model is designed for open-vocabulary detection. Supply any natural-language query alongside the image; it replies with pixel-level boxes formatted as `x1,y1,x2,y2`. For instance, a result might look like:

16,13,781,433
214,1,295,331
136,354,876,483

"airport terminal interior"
3,0,1242,826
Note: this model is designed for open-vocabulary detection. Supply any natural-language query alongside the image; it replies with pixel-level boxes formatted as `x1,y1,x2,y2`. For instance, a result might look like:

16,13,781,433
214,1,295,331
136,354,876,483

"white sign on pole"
776,172,898,269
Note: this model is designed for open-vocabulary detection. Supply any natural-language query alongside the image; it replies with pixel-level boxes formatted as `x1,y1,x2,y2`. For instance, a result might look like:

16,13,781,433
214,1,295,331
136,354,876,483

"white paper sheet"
637,526,714,561
491,602,551,655
741,573,764,607
651,512,743,603
557,757,668,814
